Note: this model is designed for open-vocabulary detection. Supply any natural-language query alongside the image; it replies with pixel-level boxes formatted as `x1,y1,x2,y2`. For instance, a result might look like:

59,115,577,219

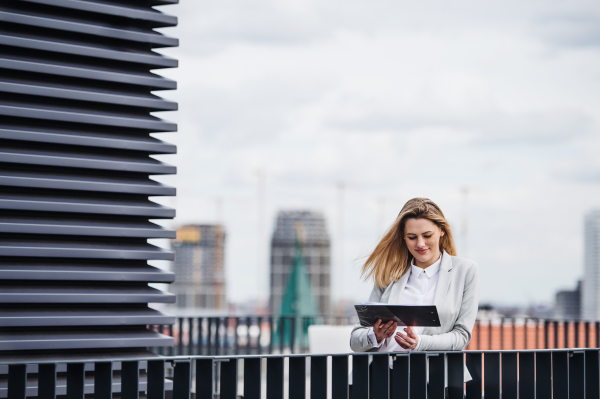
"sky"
150,0,600,308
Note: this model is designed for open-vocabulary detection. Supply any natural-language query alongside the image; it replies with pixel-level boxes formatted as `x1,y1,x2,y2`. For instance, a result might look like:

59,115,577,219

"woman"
350,197,479,381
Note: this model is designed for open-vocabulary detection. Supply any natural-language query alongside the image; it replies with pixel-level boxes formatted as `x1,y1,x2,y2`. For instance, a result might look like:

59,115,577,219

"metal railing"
152,316,600,355
2,349,600,398
150,315,357,356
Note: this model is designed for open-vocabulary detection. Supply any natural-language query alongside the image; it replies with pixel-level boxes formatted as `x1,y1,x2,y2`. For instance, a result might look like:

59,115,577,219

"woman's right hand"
373,319,398,344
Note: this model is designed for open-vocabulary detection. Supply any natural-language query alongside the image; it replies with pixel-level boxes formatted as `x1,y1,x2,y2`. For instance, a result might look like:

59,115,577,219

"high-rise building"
582,211,600,320
554,281,581,320
270,210,331,315
171,225,226,310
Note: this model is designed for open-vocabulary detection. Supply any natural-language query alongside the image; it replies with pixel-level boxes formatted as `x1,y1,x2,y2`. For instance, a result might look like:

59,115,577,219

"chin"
413,253,431,263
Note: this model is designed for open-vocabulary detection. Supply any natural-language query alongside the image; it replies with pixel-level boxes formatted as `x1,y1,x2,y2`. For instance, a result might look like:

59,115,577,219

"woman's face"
403,217,443,268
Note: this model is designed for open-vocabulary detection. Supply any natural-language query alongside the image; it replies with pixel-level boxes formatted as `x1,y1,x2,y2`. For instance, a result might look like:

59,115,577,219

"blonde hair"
362,197,457,288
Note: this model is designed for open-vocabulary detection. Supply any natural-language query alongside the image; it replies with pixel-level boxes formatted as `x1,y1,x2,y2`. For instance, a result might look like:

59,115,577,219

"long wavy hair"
362,197,457,288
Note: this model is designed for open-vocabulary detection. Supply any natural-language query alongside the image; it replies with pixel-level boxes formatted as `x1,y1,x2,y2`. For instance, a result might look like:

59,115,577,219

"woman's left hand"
394,326,419,350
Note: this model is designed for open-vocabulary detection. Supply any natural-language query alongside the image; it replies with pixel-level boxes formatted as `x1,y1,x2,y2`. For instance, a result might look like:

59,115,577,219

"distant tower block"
582,211,600,320
171,225,227,310
270,210,331,315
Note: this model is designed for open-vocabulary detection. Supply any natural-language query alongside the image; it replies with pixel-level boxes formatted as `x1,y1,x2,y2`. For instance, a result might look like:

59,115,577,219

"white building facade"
582,211,600,320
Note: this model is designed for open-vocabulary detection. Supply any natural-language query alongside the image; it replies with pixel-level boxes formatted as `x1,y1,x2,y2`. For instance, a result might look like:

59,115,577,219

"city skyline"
152,0,600,307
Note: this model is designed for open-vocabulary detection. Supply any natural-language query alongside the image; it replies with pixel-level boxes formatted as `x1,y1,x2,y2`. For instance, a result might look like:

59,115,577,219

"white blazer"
349,251,479,380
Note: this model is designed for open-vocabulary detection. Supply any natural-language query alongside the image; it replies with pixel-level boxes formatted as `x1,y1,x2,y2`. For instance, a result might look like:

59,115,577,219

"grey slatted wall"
0,0,177,357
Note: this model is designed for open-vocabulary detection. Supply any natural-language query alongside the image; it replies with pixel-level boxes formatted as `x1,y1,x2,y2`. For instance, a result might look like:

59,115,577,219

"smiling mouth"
416,249,429,254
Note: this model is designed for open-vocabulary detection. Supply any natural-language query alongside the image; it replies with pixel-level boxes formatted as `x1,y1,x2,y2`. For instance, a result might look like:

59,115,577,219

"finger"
405,326,417,338
396,333,416,345
373,319,381,329
394,335,410,348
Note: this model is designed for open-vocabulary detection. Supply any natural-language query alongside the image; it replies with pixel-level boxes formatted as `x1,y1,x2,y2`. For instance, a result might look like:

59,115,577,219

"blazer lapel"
423,251,453,334
385,270,410,304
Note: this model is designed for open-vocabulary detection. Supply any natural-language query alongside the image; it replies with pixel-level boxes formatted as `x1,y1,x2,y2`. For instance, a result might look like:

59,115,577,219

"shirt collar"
410,254,442,278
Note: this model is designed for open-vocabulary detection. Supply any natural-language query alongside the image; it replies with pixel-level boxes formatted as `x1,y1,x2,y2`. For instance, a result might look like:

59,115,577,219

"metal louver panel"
0,0,178,358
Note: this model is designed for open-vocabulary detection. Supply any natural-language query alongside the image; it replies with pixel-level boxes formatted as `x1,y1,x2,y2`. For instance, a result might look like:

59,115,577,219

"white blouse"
367,254,442,352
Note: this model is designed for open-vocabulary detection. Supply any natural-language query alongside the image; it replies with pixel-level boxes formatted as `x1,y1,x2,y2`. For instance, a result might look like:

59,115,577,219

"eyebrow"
406,231,434,235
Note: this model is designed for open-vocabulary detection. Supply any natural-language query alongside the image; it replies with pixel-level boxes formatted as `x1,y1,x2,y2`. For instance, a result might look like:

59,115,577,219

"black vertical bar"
197,317,204,356
512,318,516,350
196,359,215,399
244,358,262,399
483,353,500,399
257,317,263,354
391,355,409,399
311,356,327,399
536,352,552,399
553,351,569,398
66,363,85,399
597,322,600,347
38,363,58,399
246,317,252,354
147,360,165,399
169,324,175,356
7,364,27,399
217,318,223,356
188,317,194,355
178,318,184,355
121,361,140,399
488,320,492,350
220,359,238,399
565,321,570,349
290,317,296,354
554,321,559,349
289,356,306,399
233,318,238,355
352,354,369,399
585,349,600,399
575,321,580,348
267,357,284,399
465,353,482,399
586,322,590,348
94,362,113,399
279,317,285,354
476,320,480,349
224,317,231,355
569,351,585,399
427,354,444,399
372,354,389,399
447,353,464,399
501,352,517,399
545,321,549,349
207,318,214,355
268,317,274,354
173,361,192,399
518,352,535,399
332,356,348,399
409,353,427,399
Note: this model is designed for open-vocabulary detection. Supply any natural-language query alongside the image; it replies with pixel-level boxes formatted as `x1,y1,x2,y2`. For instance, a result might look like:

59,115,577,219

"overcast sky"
151,0,600,308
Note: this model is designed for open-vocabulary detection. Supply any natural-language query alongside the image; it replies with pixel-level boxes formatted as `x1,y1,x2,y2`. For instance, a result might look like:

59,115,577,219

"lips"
416,249,429,254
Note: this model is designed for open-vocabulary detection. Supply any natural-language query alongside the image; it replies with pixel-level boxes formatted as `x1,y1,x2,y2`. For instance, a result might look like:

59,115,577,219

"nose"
417,236,426,248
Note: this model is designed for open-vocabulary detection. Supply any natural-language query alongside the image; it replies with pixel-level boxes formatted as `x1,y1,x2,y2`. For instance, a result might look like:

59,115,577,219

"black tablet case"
354,304,441,327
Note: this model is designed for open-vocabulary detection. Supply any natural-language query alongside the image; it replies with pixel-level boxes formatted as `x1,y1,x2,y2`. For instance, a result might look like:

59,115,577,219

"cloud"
536,12,600,49
327,100,595,145
177,76,332,147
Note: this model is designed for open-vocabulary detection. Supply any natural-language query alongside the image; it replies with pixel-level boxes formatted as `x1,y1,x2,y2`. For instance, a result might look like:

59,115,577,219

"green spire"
273,222,319,349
